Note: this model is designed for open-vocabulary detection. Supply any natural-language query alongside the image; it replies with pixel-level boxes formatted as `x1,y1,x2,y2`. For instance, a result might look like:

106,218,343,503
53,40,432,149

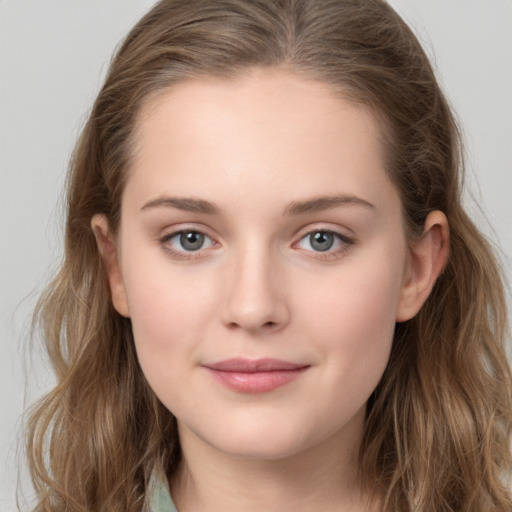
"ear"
396,210,449,322
91,214,130,318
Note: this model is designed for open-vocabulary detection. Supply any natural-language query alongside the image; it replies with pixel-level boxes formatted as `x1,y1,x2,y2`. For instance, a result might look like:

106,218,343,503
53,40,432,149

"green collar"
148,470,179,512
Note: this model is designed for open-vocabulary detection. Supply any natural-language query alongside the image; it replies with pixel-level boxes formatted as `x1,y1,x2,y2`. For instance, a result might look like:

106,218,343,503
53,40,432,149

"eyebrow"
141,196,221,214
284,194,375,216
140,193,375,216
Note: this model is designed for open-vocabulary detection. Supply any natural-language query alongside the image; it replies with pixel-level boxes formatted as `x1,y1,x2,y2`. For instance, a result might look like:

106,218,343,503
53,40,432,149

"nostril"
226,320,277,330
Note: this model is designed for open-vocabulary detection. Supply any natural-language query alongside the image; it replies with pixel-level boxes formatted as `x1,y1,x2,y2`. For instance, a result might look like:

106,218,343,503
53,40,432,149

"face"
101,69,418,461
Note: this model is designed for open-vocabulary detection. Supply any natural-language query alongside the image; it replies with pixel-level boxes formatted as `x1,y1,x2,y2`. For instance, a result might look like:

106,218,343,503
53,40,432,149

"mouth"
202,358,310,393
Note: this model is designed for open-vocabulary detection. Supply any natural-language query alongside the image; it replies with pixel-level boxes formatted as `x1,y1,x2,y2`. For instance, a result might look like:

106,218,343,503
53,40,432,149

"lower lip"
205,367,309,393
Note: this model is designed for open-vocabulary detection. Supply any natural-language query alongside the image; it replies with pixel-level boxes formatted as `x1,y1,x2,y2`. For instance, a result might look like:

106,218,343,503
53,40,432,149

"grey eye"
309,231,335,252
161,229,216,257
179,231,205,251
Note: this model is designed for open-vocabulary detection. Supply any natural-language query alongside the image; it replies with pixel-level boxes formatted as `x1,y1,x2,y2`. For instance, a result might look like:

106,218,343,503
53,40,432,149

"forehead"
126,68,395,210
134,69,379,151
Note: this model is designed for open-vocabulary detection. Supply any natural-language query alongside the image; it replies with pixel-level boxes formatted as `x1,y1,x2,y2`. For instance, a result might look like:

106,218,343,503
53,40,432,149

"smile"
202,358,310,393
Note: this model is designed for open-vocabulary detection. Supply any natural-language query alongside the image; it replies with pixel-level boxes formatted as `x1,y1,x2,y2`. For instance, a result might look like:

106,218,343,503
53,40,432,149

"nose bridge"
221,237,288,332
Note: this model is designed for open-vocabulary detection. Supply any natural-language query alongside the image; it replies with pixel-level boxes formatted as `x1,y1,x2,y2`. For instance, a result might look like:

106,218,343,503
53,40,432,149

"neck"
170,412,378,512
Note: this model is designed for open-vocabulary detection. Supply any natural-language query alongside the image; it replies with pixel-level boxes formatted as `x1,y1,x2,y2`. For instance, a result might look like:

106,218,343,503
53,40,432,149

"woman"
26,1,512,510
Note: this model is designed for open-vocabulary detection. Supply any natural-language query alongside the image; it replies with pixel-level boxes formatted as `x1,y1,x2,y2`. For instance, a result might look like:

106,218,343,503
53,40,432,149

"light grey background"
1,1,511,510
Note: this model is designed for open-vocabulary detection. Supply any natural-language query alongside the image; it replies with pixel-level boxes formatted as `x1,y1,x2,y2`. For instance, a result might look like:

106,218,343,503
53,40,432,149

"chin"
192,416,328,462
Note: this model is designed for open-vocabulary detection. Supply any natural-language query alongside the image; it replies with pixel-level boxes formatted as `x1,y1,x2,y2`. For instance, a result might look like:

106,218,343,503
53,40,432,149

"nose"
220,246,290,334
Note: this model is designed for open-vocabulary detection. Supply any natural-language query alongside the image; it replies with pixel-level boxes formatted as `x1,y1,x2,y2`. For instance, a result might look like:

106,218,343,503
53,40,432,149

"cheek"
306,252,403,333
120,249,219,383
299,243,406,388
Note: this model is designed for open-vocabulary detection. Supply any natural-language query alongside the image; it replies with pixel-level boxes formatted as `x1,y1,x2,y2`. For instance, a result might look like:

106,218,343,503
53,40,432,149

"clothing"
148,471,179,512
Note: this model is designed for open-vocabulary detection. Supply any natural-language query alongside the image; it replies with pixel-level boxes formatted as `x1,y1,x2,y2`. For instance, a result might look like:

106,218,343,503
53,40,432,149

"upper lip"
203,358,309,373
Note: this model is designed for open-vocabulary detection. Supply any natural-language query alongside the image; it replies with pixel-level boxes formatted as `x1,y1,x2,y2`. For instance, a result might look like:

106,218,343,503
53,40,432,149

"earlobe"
396,210,449,322
91,214,130,318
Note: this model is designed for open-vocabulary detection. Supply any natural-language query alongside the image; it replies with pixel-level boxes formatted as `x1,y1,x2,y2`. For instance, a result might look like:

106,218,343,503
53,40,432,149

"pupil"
310,232,334,252
180,231,204,251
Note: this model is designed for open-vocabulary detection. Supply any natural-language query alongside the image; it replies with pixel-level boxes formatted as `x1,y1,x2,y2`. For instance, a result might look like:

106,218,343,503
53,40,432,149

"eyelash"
158,227,354,261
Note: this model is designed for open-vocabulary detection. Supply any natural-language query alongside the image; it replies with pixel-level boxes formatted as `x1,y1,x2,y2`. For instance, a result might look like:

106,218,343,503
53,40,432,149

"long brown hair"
26,1,512,510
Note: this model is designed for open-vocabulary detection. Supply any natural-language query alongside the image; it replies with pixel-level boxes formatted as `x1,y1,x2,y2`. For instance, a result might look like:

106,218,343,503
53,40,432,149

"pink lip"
203,358,310,393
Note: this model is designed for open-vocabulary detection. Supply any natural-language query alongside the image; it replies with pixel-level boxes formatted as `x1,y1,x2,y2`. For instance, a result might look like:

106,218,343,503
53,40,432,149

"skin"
93,68,448,511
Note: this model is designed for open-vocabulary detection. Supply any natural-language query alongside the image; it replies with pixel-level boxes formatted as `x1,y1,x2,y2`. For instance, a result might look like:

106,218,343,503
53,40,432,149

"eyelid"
292,222,354,241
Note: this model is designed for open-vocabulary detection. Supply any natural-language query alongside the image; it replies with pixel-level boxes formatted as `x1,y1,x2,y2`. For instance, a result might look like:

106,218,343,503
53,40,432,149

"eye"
162,230,216,253
295,230,353,255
